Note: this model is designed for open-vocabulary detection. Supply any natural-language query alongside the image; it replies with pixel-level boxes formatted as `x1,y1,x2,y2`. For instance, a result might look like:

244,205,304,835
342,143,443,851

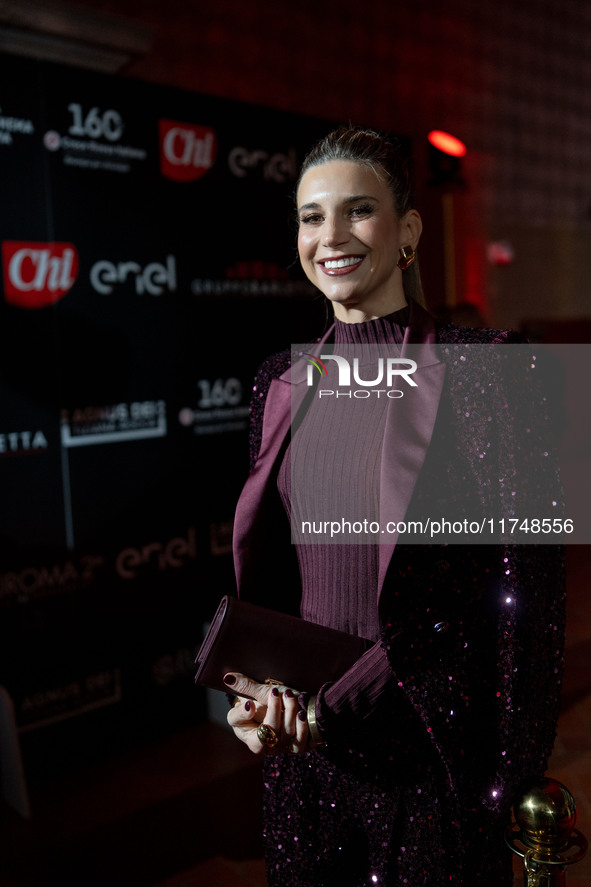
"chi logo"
2,241,79,308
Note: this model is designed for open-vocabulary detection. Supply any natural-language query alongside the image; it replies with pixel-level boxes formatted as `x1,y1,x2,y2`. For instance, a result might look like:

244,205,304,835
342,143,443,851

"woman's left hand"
224,672,309,756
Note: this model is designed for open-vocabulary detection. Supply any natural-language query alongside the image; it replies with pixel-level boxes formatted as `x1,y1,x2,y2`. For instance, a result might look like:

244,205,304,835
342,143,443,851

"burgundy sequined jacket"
232,300,565,876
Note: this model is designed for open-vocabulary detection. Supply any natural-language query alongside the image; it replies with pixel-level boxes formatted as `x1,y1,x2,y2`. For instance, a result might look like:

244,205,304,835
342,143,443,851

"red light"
428,130,467,157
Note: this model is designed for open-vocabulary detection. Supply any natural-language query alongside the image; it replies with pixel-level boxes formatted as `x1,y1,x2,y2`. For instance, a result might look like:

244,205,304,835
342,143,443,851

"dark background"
0,52,339,769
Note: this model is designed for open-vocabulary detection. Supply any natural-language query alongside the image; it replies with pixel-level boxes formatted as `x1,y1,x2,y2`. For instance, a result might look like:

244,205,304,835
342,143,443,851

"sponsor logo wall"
0,53,334,750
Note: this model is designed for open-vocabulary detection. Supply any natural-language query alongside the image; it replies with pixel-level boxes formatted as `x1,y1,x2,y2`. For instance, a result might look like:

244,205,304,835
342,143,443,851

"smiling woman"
223,126,565,887
296,160,422,323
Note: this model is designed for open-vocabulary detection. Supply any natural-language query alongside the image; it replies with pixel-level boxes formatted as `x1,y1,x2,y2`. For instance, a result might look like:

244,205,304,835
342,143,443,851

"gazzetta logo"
159,119,217,182
2,241,79,308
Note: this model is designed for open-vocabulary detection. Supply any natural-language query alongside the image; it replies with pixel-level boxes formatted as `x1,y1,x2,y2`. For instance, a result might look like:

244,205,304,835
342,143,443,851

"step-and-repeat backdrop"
0,53,338,755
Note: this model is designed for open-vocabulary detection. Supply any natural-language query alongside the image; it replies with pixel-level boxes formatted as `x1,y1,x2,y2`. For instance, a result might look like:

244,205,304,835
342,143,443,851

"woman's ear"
400,209,423,249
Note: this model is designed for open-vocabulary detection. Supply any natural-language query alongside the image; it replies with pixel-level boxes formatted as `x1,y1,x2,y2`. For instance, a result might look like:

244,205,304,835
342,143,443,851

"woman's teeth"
323,257,361,269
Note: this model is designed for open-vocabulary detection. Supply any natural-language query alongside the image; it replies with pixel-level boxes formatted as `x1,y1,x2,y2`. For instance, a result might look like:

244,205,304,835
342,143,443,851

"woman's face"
296,160,421,321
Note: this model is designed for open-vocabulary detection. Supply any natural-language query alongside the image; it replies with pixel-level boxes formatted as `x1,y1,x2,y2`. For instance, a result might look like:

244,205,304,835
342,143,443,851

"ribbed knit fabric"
277,307,408,642
333,306,409,345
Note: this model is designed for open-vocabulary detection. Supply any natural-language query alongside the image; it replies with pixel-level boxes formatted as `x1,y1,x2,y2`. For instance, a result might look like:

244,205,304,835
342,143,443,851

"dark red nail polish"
285,688,294,698
244,700,251,712
271,687,280,697
223,673,236,686
298,710,307,721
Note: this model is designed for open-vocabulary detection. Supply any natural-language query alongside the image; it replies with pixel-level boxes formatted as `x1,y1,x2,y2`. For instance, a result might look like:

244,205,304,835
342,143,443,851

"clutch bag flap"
195,595,369,695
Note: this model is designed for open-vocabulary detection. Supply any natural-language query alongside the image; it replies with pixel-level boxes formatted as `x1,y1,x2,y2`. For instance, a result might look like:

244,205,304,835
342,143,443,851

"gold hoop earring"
397,246,416,271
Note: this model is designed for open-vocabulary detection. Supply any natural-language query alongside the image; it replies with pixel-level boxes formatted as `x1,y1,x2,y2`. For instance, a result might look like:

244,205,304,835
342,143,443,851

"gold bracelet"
306,695,325,748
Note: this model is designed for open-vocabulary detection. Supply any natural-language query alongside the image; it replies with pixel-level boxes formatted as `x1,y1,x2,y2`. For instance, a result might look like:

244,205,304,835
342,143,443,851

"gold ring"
256,723,279,749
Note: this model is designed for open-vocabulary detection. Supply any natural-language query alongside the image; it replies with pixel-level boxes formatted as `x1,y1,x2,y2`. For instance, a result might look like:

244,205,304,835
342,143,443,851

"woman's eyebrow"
298,194,378,212
344,194,378,203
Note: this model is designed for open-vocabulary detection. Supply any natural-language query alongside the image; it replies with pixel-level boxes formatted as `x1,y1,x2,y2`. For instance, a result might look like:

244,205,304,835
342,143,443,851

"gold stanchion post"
506,777,588,886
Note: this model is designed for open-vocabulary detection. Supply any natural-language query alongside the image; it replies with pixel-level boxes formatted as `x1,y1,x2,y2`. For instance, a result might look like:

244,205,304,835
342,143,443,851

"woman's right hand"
224,672,309,756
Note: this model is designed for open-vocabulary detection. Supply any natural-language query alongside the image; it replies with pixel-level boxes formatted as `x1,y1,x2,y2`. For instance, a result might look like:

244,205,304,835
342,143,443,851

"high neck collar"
333,305,410,345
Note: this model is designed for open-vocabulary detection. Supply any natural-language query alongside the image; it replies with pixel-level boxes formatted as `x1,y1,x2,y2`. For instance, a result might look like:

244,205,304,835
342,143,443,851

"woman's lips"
318,255,364,276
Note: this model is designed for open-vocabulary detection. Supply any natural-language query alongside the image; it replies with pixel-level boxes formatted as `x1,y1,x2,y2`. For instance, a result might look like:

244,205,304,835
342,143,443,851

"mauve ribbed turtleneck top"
277,306,409,642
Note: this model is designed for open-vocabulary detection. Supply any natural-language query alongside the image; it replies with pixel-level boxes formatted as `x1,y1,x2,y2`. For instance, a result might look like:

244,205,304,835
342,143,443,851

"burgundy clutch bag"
195,596,370,695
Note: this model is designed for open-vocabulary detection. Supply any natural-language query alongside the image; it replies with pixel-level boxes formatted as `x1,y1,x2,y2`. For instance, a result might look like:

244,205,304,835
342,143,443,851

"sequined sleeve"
379,330,566,817
247,349,292,470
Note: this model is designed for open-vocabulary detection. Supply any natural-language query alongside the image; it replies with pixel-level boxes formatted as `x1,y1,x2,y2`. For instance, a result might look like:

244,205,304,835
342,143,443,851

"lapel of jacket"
377,303,446,601
233,327,333,595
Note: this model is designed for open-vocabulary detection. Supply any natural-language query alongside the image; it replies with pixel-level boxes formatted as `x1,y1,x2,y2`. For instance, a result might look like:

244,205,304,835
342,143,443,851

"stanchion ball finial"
515,777,577,850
